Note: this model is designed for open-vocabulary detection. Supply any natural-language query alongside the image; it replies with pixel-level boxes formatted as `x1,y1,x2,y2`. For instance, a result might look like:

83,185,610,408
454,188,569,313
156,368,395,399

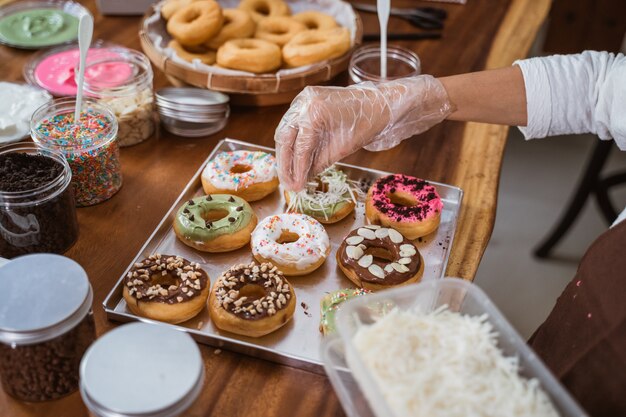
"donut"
161,0,203,20
201,151,279,201
173,194,257,252
254,16,306,47
206,9,256,49
282,27,351,67
319,288,370,335
122,254,210,324
167,0,224,47
365,174,443,239
284,166,357,224
216,38,281,73
337,225,424,291
209,262,296,337
168,40,216,65
292,11,338,31
238,0,290,23
251,213,330,276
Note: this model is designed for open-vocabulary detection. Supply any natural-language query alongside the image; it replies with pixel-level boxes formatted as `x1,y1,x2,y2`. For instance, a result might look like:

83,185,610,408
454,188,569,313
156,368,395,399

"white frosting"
0,83,52,144
201,150,277,191
251,213,330,271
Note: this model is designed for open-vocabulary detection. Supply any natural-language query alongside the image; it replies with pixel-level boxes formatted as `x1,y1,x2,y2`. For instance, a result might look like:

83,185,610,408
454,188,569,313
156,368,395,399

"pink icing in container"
23,41,131,97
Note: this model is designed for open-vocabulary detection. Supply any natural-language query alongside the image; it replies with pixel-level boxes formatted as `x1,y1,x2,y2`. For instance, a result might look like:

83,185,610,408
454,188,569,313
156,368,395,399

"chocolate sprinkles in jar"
0,254,95,402
80,322,204,417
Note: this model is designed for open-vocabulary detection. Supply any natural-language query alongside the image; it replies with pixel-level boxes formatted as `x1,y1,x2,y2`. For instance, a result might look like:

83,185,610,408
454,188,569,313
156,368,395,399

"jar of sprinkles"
0,254,96,402
31,98,122,206
81,48,155,147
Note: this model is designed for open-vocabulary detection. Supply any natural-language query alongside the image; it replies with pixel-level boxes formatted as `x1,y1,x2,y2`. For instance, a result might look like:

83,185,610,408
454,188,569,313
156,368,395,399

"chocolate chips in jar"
0,145,78,258
0,254,95,402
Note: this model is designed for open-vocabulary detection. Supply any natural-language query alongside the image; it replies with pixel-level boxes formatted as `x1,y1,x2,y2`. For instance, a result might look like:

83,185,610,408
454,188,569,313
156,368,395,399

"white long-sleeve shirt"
515,51,626,225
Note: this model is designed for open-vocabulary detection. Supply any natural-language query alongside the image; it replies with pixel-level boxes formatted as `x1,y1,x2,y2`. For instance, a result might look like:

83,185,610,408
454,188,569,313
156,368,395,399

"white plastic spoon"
377,0,390,79
74,13,94,125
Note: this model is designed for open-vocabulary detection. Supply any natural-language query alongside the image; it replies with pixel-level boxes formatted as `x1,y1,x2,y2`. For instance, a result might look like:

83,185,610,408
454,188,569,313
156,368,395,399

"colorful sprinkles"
34,109,122,206
202,150,277,191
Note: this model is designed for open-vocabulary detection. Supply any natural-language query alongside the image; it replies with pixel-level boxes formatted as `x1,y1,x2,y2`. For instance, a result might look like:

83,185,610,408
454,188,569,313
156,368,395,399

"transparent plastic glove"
275,75,454,191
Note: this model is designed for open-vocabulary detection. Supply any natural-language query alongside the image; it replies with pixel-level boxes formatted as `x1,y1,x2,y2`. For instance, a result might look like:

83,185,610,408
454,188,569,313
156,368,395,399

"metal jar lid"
80,322,204,417
0,254,92,345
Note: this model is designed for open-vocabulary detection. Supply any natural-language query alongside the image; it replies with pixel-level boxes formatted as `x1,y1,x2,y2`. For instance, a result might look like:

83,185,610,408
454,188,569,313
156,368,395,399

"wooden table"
0,0,549,415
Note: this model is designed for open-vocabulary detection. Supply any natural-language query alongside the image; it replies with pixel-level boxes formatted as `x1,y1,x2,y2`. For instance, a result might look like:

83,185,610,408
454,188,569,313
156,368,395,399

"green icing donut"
174,194,254,242
286,166,356,221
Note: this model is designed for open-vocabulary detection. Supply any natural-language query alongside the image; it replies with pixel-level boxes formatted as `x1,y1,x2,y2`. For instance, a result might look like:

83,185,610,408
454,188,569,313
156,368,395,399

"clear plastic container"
82,48,155,147
0,143,78,258
30,97,122,206
349,44,421,84
80,322,204,417
322,278,588,417
0,254,95,402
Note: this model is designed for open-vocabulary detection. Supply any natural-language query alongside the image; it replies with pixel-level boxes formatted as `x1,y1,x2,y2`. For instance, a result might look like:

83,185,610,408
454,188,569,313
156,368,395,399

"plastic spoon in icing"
74,14,94,125
377,0,390,79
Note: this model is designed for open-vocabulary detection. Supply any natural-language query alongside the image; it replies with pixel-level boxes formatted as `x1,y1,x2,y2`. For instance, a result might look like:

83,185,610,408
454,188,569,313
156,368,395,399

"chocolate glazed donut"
123,254,210,324
337,225,424,291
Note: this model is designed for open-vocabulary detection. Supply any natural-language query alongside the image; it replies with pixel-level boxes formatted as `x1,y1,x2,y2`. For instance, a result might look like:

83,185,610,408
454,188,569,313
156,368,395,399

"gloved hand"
274,75,454,191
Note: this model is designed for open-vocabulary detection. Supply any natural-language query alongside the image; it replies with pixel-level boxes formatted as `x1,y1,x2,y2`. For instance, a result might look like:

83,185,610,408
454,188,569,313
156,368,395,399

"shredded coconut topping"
351,307,560,417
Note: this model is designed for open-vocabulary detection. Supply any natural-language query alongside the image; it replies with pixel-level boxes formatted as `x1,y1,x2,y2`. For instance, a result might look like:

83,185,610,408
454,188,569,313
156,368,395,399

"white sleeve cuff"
514,58,553,140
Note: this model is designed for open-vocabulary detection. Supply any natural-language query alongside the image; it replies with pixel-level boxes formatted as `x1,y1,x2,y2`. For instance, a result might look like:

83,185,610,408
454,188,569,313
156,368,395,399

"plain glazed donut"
167,0,224,46
254,16,306,46
284,166,356,224
292,11,338,30
251,213,330,276
201,151,279,201
209,262,296,337
282,27,351,67
365,174,443,239
123,254,210,324
336,225,424,291
217,39,281,73
206,8,256,49
161,0,203,20
238,0,290,23
168,40,216,64
173,194,258,252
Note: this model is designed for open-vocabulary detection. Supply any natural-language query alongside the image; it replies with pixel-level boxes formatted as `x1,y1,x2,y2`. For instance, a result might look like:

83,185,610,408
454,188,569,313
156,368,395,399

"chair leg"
595,171,626,225
534,141,613,258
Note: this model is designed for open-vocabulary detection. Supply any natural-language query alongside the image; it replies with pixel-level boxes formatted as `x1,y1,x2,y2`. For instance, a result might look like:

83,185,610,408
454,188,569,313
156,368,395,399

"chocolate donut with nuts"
209,262,296,337
123,254,210,324
337,225,424,291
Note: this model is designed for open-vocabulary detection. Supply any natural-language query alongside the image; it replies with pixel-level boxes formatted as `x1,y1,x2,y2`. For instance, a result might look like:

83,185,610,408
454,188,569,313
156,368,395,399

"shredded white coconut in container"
351,307,560,417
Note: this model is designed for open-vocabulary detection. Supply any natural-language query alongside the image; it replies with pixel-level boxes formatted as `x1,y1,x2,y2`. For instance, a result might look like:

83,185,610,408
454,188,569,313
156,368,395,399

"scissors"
352,2,447,30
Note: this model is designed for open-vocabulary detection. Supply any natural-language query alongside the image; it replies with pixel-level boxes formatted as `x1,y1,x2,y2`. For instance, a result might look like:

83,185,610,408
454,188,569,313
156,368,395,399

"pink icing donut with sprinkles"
365,174,443,239
201,150,279,202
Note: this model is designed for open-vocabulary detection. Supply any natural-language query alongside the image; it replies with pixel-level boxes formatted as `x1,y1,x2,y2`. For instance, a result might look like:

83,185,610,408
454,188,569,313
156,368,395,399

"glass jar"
0,254,96,402
81,48,155,147
30,97,122,207
349,44,421,84
80,322,204,417
0,143,78,258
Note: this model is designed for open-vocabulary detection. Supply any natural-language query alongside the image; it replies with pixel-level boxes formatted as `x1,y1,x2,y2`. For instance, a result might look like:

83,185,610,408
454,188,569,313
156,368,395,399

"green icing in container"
174,194,254,243
319,288,371,335
0,9,78,48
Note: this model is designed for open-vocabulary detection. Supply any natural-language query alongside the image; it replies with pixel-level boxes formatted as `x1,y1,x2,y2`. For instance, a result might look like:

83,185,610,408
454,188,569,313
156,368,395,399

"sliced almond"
384,264,394,273
398,257,412,265
374,228,389,239
400,244,417,256
391,263,410,273
388,228,404,243
358,254,373,268
368,264,385,279
346,245,364,260
346,235,364,245
357,228,376,240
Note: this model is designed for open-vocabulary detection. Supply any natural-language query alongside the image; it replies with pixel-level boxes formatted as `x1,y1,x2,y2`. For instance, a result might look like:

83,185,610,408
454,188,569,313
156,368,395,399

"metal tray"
103,138,463,373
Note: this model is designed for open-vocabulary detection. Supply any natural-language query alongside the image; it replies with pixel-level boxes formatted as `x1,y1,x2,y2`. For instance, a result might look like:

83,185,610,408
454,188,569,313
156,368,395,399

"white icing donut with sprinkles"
201,150,279,202
251,213,330,276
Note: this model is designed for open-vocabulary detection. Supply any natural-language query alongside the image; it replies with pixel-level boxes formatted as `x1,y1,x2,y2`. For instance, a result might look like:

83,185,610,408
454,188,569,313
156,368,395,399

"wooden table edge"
445,0,551,279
